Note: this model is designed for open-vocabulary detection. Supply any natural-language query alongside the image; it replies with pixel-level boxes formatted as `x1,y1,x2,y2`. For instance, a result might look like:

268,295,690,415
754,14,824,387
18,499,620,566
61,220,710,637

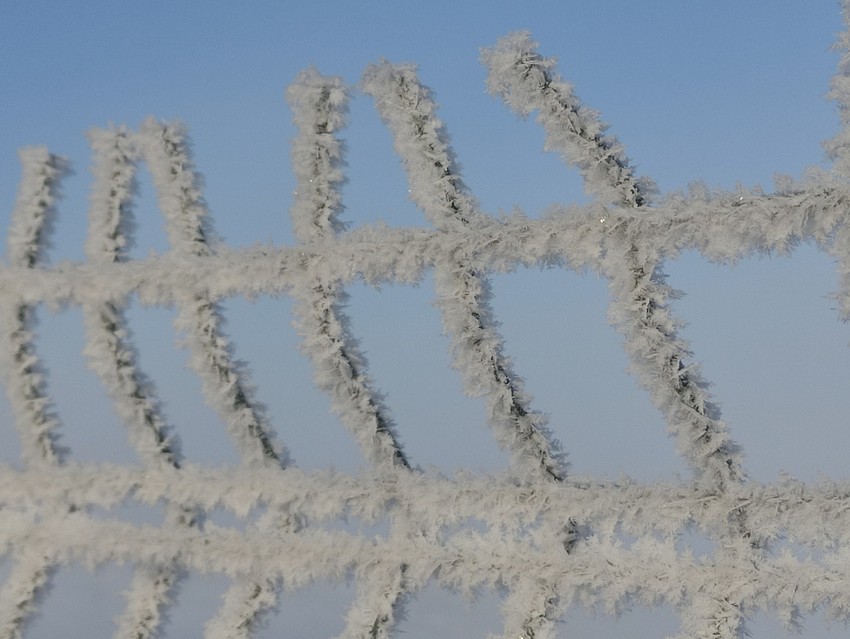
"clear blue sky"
1,1,848,637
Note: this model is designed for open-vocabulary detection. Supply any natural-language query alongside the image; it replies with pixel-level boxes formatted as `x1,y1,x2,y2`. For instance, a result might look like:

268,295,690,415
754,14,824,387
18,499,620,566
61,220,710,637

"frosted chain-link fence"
3,18,850,639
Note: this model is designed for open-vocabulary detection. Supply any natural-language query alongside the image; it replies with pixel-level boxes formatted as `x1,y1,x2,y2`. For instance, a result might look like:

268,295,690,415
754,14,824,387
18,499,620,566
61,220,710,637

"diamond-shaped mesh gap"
560,603,681,638
123,302,241,466
666,246,850,483
396,581,504,638
746,610,849,639
218,294,364,472
676,527,719,562
345,276,510,473
192,131,297,251
123,164,174,261
261,580,357,638
202,503,268,534
489,266,686,481
436,98,592,219
21,563,135,638
165,573,233,637
34,306,138,465
343,96,432,231
87,499,167,527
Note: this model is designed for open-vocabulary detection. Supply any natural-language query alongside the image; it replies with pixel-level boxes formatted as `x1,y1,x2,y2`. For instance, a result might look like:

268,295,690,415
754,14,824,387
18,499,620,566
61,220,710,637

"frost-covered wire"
137,118,284,469
481,32,654,209
84,127,178,468
1,148,66,467
287,68,409,473
287,67,413,639
0,148,67,639
482,32,760,638
83,126,196,639
138,119,290,638
362,60,576,639
3,473,850,628
0,185,843,312
362,60,565,484
482,31,742,490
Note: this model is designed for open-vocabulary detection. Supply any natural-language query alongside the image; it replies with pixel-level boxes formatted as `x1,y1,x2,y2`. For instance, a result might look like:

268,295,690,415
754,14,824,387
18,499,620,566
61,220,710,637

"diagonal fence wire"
286,68,411,639
481,32,766,638
137,118,295,638
362,61,578,639
362,61,565,485
0,148,68,639
83,126,205,638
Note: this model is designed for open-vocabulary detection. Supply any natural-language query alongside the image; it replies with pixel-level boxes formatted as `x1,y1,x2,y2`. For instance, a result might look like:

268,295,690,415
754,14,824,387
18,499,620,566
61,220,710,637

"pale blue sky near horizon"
1,1,850,637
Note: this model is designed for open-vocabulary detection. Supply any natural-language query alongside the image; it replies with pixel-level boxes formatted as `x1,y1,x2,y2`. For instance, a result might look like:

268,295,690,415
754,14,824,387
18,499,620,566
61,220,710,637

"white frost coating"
136,119,297,638
203,576,279,639
4,495,850,628
482,32,759,637
287,69,349,240
4,461,850,634
287,68,409,473
287,69,412,639
482,32,742,488
363,62,572,637
0,553,53,639
1,148,66,467
361,62,487,229
336,565,408,639
0,148,66,639
137,118,284,470
6,466,850,547
826,3,850,331
137,119,214,257
84,127,195,639
481,32,655,209
84,127,178,468
114,563,180,639
6,148,64,269
4,10,850,638
826,1,850,179
362,60,565,484
85,127,137,263
0,186,843,312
